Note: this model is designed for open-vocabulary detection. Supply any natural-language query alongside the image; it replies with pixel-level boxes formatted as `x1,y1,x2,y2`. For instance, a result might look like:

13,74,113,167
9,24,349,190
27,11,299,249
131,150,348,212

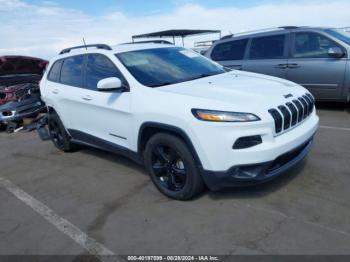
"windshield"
325,29,350,45
116,47,225,87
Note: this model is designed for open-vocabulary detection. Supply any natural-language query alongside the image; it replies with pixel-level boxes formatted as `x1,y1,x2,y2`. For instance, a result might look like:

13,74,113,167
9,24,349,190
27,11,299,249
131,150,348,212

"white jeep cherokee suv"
40,43,319,200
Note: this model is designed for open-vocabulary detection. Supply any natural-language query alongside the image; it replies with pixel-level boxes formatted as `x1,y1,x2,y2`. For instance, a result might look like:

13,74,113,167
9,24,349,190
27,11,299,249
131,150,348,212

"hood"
157,71,308,108
0,56,48,77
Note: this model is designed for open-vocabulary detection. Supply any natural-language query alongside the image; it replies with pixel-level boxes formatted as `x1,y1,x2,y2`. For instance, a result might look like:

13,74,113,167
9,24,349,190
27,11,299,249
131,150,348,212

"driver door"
71,54,132,149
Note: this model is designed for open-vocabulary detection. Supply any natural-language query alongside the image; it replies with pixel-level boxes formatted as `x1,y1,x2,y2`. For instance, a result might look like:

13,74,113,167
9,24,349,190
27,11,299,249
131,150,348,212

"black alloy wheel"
144,133,204,200
48,118,65,150
151,145,187,191
48,112,77,152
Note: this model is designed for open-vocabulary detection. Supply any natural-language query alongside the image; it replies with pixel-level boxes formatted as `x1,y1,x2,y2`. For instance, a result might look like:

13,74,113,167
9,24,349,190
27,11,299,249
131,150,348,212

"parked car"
39,43,319,200
0,56,48,128
205,26,350,102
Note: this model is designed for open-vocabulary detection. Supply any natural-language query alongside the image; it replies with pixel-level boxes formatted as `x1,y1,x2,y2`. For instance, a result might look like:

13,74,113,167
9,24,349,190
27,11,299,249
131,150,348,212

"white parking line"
320,125,350,132
0,177,121,262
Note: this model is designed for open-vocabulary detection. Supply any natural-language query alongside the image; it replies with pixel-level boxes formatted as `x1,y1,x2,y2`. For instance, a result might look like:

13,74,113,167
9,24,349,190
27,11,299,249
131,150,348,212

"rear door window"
249,35,286,59
211,39,248,61
60,55,84,87
47,60,63,82
85,54,125,90
293,32,342,58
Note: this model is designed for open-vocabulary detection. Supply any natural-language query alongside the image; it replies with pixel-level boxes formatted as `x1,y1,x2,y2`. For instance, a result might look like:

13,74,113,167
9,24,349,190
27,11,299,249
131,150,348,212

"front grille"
286,102,298,126
269,93,315,134
278,105,291,130
298,97,309,118
292,99,303,123
268,109,283,133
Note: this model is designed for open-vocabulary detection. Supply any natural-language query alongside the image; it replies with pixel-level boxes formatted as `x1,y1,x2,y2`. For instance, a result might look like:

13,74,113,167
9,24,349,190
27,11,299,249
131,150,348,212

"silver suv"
206,26,350,102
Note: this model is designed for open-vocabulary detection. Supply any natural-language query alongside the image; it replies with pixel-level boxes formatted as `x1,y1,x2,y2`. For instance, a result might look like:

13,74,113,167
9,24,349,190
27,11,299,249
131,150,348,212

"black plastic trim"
138,122,203,169
59,44,112,55
298,97,309,117
286,102,298,126
292,99,303,122
68,129,142,164
201,136,314,191
278,105,291,130
268,109,283,133
233,135,262,149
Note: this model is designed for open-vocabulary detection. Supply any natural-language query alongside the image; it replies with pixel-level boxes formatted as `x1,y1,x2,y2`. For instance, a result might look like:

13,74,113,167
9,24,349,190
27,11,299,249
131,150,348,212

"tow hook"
36,114,50,141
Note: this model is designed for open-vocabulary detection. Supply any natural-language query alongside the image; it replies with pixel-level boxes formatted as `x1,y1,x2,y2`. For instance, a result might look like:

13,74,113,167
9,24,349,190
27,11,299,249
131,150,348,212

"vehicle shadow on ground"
76,143,307,201
79,146,147,175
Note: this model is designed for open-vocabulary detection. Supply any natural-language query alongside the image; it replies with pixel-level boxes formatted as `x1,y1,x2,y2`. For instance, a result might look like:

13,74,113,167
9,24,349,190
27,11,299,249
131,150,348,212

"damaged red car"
0,56,48,126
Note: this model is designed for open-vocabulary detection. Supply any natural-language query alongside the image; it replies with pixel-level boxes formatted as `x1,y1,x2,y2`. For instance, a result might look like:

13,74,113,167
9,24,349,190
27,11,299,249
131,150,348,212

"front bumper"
201,136,314,191
0,97,44,123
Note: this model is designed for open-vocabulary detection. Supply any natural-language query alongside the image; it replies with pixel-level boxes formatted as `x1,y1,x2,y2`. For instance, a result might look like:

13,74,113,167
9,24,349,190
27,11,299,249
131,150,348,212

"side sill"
68,129,143,165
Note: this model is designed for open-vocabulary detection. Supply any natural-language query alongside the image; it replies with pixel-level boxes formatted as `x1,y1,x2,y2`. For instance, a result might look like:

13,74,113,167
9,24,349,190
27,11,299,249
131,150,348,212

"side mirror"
328,47,345,58
97,77,127,92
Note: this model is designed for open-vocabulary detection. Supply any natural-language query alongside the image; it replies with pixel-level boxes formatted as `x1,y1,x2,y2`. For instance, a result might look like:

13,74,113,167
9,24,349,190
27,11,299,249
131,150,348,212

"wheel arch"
46,106,72,137
138,122,203,169
47,106,57,114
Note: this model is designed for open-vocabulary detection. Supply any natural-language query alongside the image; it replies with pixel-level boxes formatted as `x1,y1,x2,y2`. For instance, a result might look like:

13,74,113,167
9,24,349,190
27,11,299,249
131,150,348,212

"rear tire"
144,133,204,200
48,112,77,152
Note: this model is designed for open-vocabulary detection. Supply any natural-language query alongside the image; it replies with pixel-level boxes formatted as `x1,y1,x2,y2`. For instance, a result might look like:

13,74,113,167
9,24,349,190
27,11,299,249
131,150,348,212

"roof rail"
220,34,233,40
59,44,112,55
278,26,299,29
220,26,302,40
125,40,174,45
194,40,216,47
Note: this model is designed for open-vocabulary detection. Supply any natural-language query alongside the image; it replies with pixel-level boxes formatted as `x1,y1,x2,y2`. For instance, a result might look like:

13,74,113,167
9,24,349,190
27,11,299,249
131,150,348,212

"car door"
45,56,85,129
243,33,289,79
286,31,347,100
209,38,248,70
71,53,132,149
52,55,86,131
44,59,64,116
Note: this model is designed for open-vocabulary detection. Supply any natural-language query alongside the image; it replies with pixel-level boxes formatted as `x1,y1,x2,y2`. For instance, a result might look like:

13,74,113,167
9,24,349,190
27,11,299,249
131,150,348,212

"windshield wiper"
188,73,219,81
148,82,173,87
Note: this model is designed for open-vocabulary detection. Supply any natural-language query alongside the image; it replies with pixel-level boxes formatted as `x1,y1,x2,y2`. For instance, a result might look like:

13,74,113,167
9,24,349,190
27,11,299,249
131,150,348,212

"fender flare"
138,122,203,169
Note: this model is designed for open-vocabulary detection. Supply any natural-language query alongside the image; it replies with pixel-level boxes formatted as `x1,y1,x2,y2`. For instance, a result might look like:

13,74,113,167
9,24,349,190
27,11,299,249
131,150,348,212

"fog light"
233,135,262,149
231,164,268,179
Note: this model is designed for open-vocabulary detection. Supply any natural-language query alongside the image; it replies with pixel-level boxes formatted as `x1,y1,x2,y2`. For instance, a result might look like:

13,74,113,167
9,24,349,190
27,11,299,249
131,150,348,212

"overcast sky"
1,0,349,59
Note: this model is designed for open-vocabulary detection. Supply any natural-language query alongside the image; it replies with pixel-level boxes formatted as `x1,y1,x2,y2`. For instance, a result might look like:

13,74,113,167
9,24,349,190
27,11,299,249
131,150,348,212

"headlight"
191,109,260,122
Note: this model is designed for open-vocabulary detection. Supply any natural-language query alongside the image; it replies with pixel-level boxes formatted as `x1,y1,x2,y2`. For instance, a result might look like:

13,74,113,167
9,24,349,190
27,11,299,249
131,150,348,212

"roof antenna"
82,37,88,50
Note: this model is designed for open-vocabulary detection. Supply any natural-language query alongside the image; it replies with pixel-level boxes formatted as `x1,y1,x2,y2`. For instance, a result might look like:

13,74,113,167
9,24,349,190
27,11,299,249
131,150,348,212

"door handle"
52,89,59,94
288,63,300,69
275,64,288,69
82,95,92,101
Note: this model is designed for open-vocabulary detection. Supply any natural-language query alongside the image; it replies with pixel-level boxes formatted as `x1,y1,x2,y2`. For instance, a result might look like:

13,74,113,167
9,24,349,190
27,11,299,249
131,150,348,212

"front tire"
48,112,77,152
144,133,204,200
